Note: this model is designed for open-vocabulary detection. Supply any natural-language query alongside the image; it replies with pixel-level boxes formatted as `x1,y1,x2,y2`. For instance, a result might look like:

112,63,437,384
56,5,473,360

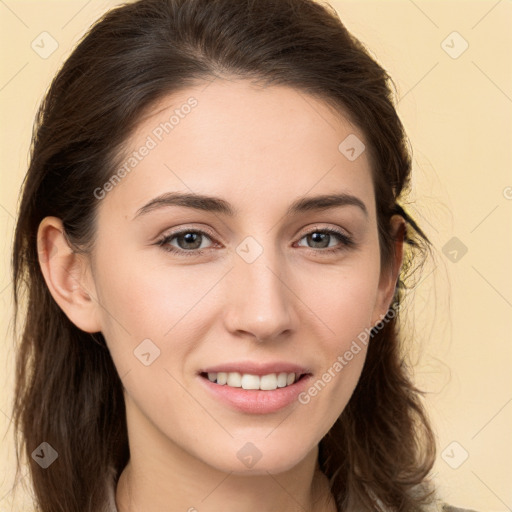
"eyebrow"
133,191,368,219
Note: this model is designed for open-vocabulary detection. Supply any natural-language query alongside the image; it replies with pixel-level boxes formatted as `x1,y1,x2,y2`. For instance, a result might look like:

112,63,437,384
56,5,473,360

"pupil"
182,232,200,248
310,232,328,248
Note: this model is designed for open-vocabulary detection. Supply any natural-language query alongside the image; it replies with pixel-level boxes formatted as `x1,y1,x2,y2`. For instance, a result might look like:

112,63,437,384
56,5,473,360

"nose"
223,247,297,343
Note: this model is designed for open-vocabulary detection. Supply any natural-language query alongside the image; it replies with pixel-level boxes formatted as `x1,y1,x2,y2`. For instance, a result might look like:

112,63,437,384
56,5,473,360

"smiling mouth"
200,371,308,391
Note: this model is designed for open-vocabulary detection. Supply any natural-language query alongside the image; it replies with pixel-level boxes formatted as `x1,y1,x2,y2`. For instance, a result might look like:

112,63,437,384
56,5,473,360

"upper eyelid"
160,226,218,244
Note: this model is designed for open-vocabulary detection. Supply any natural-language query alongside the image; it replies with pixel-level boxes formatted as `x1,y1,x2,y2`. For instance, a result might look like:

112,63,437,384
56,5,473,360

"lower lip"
198,374,312,414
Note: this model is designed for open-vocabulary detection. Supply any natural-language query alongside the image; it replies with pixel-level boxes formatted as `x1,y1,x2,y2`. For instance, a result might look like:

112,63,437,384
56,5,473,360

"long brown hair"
12,0,435,510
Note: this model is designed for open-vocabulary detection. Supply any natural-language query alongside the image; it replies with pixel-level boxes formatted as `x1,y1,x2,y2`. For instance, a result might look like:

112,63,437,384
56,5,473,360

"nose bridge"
224,236,295,341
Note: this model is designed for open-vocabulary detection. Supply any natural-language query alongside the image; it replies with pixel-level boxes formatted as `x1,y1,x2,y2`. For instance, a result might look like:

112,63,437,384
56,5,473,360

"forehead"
98,78,375,222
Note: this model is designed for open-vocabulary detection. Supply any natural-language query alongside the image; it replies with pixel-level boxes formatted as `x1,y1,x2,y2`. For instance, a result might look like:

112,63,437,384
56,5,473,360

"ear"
37,216,102,333
371,214,405,325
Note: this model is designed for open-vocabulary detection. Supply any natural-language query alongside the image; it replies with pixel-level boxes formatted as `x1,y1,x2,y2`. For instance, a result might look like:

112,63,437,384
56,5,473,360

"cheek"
92,248,219,355
92,255,218,449
292,253,380,429
299,251,382,336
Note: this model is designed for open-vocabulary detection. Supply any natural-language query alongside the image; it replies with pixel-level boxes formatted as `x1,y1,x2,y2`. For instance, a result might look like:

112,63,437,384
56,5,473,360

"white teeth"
276,372,288,388
227,372,242,387
205,371,299,390
260,374,278,390
241,374,260,390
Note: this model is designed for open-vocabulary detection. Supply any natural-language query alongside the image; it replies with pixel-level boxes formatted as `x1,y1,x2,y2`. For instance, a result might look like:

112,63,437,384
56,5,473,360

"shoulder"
441,506,480,512
408,482,480,512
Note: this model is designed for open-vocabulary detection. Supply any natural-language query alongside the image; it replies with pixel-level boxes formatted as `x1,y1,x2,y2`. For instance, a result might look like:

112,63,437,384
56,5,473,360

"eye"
156,226,355,258
157,229,216,257
295,228,354,254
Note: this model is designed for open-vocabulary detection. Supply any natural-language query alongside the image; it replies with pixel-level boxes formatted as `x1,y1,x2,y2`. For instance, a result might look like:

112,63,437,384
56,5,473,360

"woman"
11,0,477,510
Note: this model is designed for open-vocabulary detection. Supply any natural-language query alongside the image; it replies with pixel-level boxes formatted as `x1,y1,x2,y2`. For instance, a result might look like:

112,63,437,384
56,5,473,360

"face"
81,79,398,474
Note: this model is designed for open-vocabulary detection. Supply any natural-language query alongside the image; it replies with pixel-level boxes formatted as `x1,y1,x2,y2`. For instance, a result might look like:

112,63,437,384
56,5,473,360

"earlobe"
37,216,102,333
372,214,406,325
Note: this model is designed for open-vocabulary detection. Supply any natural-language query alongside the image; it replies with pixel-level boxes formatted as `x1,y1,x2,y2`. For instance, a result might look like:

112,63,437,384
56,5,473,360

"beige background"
1,1,511,510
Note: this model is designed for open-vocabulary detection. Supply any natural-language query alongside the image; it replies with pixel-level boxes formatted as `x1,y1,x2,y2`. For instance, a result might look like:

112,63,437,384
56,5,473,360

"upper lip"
199,361,312,376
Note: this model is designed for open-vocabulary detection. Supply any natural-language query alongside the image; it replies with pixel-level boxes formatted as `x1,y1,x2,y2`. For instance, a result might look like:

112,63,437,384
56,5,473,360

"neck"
116,459,335,512
115,397,336,512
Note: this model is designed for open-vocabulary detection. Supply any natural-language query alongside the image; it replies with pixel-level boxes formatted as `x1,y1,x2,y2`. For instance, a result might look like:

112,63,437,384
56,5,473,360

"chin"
196,436,316,476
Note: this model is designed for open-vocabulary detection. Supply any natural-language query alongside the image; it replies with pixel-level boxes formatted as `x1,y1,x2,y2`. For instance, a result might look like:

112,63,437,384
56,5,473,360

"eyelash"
156,227,355,258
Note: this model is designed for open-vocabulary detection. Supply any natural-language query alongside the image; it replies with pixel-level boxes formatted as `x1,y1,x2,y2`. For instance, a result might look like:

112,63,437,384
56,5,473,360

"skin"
37,78,404,511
